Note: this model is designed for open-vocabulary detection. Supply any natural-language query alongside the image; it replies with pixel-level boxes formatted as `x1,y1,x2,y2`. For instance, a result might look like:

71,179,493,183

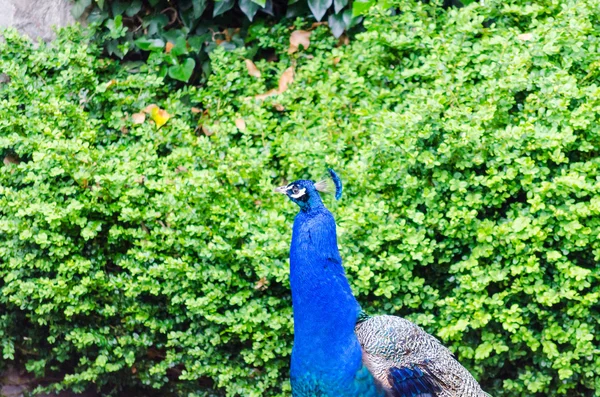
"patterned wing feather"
387,366,441,397
355,315,489,397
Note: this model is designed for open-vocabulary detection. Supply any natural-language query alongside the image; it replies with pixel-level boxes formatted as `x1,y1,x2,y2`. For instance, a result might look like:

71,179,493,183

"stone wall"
0,0,75,41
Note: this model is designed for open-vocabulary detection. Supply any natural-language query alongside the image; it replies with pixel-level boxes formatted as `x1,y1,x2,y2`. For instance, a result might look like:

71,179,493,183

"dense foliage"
71,0,367,84
2,0,600,395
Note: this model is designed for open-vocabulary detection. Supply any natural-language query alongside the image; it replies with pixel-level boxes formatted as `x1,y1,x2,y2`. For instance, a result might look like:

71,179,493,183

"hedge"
1,0,600,395
72,0,368,84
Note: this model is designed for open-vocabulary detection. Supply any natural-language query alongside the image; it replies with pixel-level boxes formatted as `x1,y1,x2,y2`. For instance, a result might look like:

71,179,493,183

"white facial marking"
290,187,306,199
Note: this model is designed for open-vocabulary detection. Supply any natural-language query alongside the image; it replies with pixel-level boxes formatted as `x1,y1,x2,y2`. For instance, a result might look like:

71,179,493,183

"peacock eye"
292,186,299,195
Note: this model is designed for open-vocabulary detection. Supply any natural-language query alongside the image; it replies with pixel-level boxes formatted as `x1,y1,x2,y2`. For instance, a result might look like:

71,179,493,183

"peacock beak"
274,185,291,194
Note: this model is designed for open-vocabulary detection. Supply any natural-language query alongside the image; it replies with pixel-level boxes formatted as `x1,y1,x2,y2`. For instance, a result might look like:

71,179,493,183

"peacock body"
275,170,489,397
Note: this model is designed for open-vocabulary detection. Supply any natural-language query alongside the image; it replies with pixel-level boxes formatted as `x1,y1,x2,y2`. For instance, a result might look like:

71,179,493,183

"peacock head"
274,168,342,210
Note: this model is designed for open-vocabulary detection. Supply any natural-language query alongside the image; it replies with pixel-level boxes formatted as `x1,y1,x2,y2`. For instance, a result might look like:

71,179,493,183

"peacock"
275,169,489,397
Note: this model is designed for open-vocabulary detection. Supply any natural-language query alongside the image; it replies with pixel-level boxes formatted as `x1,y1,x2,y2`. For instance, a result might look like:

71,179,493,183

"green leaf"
192,0,208,18
71,0,92,19
111,0,129,15
87,8,108,23
474,342,493,360
333,0,348,13
144,14,169,36
308,0,333,21
171,36,189,56
213,0,235,17
125,0,143,17
240,0,261,21
328,12,346,38
352,0,374,16
96,0,105,9
106,15,123,32
134,38,165,51
105,39,123,58
286,1,309,18
168,58,196,82
96,354,108,367
251,0,267,7
188,36,206,52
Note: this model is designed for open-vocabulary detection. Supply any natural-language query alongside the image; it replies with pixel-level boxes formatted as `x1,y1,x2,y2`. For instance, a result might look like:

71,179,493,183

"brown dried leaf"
202,126,214,136
235,118,247,131
288,30,311,54
132,112,146,124
274,104,285,112
3,154,19,166
337,35,350,46
278,67,294,93
254,277,268,290
245,59,261,78
146,348,165,359
517,33,533,41
191,107,202,114
143,104,159,114
254,67,295,100
165,41,174,53
3,155,19,165
333,57,341,66
254,89,279,101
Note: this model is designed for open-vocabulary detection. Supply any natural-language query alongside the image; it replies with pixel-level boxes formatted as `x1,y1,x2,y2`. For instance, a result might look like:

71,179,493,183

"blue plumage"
275,170,489,397
327,168,343,200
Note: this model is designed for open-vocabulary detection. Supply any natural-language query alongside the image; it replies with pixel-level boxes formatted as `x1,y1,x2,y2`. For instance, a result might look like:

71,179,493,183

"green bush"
2,0,600,395
72,0,367,84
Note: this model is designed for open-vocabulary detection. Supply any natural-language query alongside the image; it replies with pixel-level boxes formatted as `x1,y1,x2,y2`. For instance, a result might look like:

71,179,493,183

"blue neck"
289,203,365,390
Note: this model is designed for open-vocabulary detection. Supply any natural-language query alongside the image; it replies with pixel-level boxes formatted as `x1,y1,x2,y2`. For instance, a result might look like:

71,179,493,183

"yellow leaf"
150,107,170,128
288,30,311,54
131,112,146,124
235,118,247,131
141,104,170,128
244,59,261,78
278,67,294,93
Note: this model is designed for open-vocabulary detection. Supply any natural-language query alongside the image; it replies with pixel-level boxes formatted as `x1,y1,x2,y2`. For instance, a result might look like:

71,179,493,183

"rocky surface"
0,0,75,41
